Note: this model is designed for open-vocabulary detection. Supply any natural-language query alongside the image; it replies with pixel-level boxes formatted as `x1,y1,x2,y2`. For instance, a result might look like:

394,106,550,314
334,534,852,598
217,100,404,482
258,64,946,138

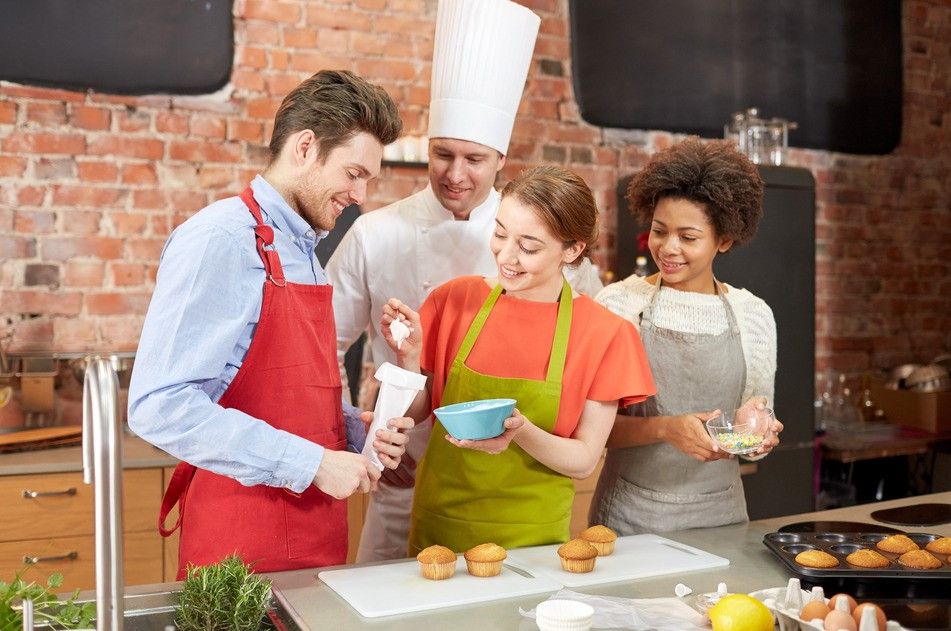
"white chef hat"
428,0,541,156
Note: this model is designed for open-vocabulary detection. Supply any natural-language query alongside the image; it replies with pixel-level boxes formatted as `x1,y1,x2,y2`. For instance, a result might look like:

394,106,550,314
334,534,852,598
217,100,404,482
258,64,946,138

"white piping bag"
361,362,426,470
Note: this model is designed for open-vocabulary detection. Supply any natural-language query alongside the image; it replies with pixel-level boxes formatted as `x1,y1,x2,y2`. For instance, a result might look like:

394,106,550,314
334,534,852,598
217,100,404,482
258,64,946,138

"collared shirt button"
305,229,315,239
423,281,432,290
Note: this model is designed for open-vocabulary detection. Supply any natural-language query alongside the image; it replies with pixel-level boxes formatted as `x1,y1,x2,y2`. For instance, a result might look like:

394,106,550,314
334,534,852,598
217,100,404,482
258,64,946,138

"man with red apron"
157,188,351,575
128,71,409,576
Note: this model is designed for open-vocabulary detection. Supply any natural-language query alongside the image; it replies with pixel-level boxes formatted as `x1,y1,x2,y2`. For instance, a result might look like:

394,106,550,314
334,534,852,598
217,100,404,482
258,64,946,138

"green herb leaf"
0,567,97,630
176,554,272,631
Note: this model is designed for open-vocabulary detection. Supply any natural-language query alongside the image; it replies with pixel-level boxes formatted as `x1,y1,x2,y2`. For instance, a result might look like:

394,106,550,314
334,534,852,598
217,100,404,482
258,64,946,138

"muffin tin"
763,531,951,598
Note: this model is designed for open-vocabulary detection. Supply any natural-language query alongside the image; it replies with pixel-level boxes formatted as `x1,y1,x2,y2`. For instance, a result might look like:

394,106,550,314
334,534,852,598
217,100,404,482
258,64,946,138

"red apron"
158,186,347,577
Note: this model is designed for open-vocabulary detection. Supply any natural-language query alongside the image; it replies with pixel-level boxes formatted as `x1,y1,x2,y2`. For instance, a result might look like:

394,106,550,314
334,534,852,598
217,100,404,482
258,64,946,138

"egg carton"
750,584,911,631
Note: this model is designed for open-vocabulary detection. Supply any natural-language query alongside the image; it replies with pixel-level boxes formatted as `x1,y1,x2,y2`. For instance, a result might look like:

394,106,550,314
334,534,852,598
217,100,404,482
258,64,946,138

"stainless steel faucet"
82,357,125,631
21,597,33,631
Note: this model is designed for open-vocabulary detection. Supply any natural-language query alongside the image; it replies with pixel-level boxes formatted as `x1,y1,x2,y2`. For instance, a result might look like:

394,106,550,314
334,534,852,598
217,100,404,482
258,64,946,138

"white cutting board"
506,534,729,588
318,557,561,618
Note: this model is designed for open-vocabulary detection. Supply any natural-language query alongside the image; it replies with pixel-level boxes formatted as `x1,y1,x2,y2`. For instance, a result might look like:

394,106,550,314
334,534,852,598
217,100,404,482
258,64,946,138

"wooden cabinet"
0,468,164,591
161,467,180,582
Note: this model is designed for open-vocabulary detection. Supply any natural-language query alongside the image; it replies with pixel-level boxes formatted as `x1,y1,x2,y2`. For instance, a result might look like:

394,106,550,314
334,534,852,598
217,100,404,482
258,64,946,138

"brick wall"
1,0,948,374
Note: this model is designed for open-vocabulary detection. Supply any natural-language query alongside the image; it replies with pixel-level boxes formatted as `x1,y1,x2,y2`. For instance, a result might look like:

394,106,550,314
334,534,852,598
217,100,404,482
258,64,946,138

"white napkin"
520,589,707,630
389,316,410,350
361,362,426,470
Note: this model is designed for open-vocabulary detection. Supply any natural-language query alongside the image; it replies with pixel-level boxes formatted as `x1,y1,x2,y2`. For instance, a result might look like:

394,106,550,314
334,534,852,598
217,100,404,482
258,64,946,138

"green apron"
408,280,575,554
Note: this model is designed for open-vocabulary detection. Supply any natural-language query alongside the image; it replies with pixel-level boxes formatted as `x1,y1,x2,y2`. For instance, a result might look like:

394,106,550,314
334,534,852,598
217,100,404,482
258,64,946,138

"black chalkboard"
0,0,233,95
569,0,902,155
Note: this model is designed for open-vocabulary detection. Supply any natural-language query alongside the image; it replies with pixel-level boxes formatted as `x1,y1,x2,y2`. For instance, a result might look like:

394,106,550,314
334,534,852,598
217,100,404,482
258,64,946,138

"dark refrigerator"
615,165,816,519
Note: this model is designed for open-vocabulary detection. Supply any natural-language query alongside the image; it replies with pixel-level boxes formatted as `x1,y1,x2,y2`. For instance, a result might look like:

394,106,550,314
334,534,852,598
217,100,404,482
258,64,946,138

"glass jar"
724,108,797,165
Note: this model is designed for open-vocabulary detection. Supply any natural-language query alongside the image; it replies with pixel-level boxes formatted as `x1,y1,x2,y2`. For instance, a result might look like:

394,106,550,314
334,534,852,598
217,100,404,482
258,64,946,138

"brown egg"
853,603,887,630
800,599,831,621
825,609,858,631
829,593,857,613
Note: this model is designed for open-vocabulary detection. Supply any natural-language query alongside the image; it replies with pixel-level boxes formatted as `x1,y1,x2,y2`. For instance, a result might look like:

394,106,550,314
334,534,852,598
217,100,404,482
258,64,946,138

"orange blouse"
420,276,655,437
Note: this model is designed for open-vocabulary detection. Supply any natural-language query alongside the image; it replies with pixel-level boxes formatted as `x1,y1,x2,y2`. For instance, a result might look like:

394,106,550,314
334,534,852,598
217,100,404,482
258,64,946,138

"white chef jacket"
326,184,603,561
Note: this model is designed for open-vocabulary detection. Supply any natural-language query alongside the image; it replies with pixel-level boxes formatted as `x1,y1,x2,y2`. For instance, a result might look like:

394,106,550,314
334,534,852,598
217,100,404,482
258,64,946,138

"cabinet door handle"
23,551,79,565
22,487,78,499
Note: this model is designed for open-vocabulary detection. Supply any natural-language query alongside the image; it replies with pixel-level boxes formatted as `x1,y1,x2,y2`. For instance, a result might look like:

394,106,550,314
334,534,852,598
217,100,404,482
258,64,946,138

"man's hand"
373,416,414,469
312,450,380,499
662,411,732,462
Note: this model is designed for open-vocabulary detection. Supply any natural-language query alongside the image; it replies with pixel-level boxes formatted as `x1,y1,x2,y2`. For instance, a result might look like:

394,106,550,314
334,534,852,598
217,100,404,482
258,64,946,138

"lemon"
708,594,774,631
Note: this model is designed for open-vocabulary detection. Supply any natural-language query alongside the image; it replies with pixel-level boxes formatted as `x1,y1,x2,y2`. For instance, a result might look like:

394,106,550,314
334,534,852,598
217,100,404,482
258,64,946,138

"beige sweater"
596,275,777,406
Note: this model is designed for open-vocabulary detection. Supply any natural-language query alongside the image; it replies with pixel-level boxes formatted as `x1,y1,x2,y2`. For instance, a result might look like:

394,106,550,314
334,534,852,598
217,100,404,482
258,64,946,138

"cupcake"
898,549,942,570
557,539,598,573
846,548,890,568
875,534,919,554
580,525,618,556
794,549,839,568
464,543,507,577
416,545,457,580
925,537,951,555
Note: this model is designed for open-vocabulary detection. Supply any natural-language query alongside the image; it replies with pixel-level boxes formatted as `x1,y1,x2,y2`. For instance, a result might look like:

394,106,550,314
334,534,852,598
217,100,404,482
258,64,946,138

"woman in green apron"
590,138,784,534
379,165,655,554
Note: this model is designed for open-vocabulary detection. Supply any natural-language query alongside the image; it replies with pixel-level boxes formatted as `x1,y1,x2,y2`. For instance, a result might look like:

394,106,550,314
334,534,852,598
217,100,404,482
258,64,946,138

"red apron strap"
159,461,197,537
240,186,286,287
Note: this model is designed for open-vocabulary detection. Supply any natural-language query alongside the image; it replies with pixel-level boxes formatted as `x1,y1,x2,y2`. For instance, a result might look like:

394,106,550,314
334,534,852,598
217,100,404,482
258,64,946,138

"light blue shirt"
129,175,366,494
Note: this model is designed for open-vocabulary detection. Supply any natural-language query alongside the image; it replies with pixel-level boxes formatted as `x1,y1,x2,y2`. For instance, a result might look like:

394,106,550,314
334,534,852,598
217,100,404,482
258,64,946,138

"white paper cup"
535,599,594,631
400,135,419,162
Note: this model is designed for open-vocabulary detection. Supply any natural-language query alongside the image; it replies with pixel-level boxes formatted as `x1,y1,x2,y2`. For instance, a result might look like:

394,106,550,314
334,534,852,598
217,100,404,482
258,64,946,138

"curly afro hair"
626,137,764,246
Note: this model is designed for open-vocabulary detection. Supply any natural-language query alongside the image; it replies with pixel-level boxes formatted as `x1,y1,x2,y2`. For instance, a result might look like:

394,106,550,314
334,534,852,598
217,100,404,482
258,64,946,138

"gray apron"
590,277,748,534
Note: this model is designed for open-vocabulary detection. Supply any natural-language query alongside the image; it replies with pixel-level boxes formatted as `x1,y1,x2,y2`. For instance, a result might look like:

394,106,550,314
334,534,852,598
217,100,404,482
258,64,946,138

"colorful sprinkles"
715,431,764,453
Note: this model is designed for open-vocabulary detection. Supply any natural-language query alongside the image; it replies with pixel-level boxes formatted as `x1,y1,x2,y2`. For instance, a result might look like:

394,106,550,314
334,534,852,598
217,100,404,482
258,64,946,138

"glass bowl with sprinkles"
705,406,773,455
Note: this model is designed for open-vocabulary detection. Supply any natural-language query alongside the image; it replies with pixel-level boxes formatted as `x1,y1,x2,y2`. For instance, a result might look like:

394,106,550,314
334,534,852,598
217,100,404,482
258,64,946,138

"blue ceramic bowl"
433,398,516,440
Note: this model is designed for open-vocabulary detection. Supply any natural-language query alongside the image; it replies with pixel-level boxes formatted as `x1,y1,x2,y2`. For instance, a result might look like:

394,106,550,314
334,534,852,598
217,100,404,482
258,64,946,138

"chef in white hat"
328,0,602,562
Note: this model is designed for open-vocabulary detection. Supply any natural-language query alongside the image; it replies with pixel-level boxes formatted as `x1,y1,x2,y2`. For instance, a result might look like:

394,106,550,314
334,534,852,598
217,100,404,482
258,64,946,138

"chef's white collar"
420,184,499,224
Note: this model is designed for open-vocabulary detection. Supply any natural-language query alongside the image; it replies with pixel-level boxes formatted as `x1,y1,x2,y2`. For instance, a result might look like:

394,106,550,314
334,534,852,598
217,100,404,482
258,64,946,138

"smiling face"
293,131,382,232
490,196,583,302
648,196,733,294
428,138,504,219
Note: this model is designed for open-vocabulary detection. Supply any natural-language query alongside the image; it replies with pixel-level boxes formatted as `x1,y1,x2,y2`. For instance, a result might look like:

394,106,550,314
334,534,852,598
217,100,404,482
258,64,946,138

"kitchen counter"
0,433,177,476
266,492,951,630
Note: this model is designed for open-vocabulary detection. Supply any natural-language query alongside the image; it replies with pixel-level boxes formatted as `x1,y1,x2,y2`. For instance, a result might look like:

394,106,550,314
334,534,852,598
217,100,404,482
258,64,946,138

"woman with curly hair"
589,137,784,534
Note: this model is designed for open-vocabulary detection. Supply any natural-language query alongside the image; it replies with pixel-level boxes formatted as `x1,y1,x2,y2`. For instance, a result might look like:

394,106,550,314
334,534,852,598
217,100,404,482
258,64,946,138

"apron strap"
545,280,573,383
715,282,742,334
158,461,197,537
452,283,504,363
240,186,286,287
452,279,573,385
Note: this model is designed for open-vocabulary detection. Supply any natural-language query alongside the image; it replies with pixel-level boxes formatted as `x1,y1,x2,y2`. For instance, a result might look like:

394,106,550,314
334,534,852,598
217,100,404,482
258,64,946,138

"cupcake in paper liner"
557,539,598,573
416,544,457,580
464,542,506,577
579,525,617,556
